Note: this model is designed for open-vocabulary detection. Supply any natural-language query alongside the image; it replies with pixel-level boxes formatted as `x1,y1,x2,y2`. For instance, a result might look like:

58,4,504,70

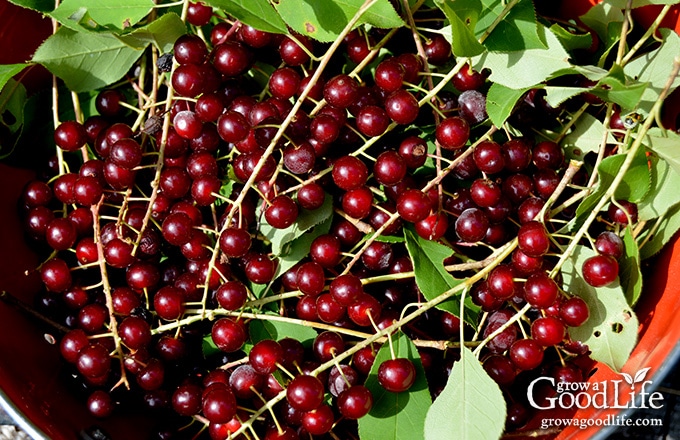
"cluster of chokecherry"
14,1,640,438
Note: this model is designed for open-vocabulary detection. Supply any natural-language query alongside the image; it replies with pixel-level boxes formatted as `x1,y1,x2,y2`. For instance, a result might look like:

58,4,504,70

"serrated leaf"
620,227,643,306
562,245,638,372
638,155,680,221
7,0,53,12
358,332,431,440
424,346,505,440
403,228,478,325
0,64,28,92
562,112,616,161
624,29,680,115
274,0,404,43
32,27,142,92
49,0,153,31
643,127,680,177
482,0,545,52
117,12,186,53
486,83,530,128
203,0,287,34
640,203,680,260
434,0,485,57
249,319,317,348
543,86,589,109
261,194,333,256
550,23,593,52
589,74,648,111
472,24,573,90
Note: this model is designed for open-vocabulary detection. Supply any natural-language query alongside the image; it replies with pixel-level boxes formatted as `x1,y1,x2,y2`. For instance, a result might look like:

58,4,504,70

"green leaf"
571,149,650,230
117,12,186,53
624,29,680,115
589,72,648,111
643,127,680,177
7,0,54,12
32,27,142,92
486,83,529,128
261,194,333,256
580,2,625,44
562,112,616,161
620,227,643,306
0,79,26,134
472,24,573,90
202,334,220,358
434,0,485,57
482,0,545,52
249,319,318,347
358,332,431,440
49,0,153,31
549,23,593,52
640,203,680,260
203,0,287,34
0,64,28,92
275,215,333,281
0,79,27,159
562,245,639,372
403,228,478,325
274,0,404,43
638,155,680,221
543,86,589,109
424,346,505,440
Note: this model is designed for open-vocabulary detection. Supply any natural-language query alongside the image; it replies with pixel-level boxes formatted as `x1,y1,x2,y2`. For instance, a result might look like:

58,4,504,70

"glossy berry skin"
211,318,246,352
219,227,252,258
332,155,369,191
517,221,551,257
509,339,544,371
384,89,420,125
396,189,431,223
531,316,566,346
265,195,299,229
455,208,489,243
87,390,114,418
560,297,590,327
244,254,277,284
357,105,390,137
119,316,152,350
202,385,238,424
607,200,638,225
377,358,417,392
302,403,335,435
582,255,619,287
286,374,325,411
215,281,248,311
524,272,559,309
55,120,88,151
595,231,624,259
337,385,373,419
324,74,359,108
249,339,284,375
40,258,72,292
436,117,470,150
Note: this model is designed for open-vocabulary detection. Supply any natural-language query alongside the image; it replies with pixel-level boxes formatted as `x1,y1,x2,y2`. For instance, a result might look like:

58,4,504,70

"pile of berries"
14,1,645,438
